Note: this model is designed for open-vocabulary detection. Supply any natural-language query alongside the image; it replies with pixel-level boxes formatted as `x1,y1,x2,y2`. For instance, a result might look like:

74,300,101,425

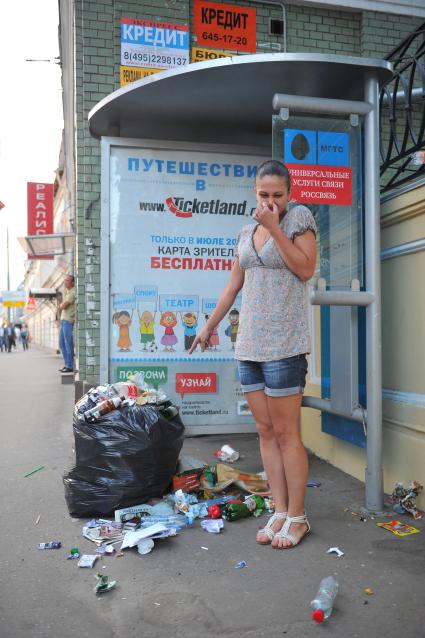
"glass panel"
273,114,363,289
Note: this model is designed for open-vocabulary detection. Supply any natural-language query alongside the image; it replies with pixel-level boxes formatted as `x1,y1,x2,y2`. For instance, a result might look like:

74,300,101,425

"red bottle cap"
312,609,324,623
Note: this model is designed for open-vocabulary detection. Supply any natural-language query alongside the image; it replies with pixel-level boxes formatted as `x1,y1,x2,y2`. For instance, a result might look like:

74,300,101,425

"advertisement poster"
120,17,189,86
283,129,352,205
193,0,256,53
120,65,161,87
191,46,233,62
108,146,264,427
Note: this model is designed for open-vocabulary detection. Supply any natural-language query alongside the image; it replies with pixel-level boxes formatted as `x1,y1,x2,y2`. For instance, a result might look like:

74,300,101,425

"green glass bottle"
222,502,252,521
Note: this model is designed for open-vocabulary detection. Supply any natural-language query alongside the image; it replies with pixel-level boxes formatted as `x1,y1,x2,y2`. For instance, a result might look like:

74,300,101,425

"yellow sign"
1,291,26,307
120,66,162,87
2,300,25,307
191,47,233,63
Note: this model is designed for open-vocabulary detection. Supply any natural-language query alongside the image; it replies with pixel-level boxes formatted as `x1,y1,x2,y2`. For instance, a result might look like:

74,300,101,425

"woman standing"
190,160,317,549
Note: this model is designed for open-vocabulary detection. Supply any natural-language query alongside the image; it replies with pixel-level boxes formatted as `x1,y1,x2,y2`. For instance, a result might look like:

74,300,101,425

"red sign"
176,372,217,398
194,0,256,53
27,182,54,259
26,297,37,311
286,164,352,206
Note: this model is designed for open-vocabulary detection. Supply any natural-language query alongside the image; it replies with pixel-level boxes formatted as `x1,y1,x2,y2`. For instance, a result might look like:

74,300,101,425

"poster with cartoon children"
225,308,240,349
181,311,198,351
134,285,158,352
158,294,198,352
202,298,220,351
112,294,136,351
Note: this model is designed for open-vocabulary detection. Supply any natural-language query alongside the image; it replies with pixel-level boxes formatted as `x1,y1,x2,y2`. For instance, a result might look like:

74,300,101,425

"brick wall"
286,3,361,55
73,0,422,383
361,10,420,57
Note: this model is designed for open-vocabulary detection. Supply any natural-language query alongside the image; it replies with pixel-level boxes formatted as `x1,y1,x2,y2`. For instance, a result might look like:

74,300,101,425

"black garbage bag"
63,393,184,517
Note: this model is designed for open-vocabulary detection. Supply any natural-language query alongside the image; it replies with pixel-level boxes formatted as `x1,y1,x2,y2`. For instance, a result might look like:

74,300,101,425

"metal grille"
380,22,425,193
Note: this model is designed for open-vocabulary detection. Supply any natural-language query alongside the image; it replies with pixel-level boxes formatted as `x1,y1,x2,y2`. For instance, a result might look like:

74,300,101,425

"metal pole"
6,226,11,323
302,395,366,423
309,290,374,306
273,93,372,116
364,74,384,512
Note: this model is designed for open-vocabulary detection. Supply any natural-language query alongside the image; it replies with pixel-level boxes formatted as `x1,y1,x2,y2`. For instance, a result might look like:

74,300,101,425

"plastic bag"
63,392,184,517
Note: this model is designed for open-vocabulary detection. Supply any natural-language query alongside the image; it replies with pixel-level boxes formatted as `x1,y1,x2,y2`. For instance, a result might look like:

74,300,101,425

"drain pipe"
254,1,287,52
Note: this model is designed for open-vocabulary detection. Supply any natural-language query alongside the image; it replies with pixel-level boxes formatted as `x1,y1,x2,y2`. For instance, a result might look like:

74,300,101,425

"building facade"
23,139,74,350
59,1,425,507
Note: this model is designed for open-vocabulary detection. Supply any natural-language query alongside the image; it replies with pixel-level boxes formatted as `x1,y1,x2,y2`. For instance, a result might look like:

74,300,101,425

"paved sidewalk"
0,346,424,638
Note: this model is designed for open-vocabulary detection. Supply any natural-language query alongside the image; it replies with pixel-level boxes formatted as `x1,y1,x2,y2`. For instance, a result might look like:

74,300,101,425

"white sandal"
256,511,287,545
272,513,311,549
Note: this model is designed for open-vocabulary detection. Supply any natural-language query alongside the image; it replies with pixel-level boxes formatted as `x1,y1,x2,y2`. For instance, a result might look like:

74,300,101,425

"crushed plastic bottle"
310,576,339,622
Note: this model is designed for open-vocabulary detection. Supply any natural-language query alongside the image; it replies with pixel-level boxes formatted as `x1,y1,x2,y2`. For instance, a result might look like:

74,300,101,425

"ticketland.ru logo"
139,197,251,218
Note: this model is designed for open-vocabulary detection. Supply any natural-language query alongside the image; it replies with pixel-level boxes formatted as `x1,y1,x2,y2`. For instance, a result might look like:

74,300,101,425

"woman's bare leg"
266,394,309,548
243,390,289,541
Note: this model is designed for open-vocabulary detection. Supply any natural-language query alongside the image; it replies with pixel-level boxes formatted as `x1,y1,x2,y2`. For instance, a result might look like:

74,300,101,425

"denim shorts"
238,354,308,397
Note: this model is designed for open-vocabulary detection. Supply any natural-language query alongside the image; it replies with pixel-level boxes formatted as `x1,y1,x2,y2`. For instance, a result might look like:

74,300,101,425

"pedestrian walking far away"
58,274,76,373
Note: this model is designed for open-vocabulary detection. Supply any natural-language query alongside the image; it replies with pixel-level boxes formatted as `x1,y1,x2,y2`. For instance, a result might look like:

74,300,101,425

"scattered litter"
35,515,41,525
154,602,161,606
94,573,117,595
115,551,124,558
137,538,155,555
202,464,270,495
121,523,169,549
38,541,61,550
222,502,249,521
115,503,158,522
201,546,209,550
173,462,205,491
344,508,368,522
307,480,321,488
364,587,374,595
201,519,224,534
223,497,264,521
244,494,265,517
327,547,344,558
207,504,222,519
25,465,45,478
96,545,115,555
67,548,80,559
391,481,423,519
235,560,247,569
173,489,208,523
376,520,420,536
83,521,124,546
213,444,240,463
311,576,339,623
78,554,99,568
264,496,275,512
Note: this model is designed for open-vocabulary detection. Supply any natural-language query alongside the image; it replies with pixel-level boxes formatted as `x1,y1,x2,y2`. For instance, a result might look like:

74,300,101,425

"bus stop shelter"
88,53,393,512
